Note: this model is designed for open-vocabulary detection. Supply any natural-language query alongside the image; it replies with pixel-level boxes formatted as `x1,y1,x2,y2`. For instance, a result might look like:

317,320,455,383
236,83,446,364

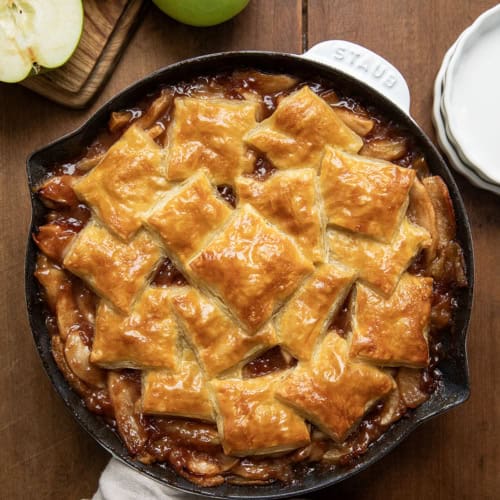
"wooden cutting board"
21,0,146,108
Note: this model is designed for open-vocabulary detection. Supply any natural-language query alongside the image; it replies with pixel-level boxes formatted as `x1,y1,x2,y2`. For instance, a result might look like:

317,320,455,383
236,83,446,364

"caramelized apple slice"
408,178,439,264
292,430,329,463
320,90,339,106
53,334,113,418
396,368,429,408
64,330,106,388
108,111,134,133
55,282,80,341
147,123,165,140
33,222,78,265
322,443,351,463
152,419,221,449
51,335,89,398
423,176,456,245
429,240,467,287
176,470,225,487
72,279,97,325
135,89,173,130
378,386,406,426
411,155,431,178
233,71,299,94
334,108,375,136
361,137,408,161
38,176,78,207
183,450,238,476
423,176,466,286
108,372,148,456
230,456,293,482
34,254,69,311
76,154,104,172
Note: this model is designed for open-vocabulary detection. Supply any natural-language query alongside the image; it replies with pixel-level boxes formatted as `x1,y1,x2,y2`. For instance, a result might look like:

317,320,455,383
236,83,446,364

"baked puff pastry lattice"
74,125,170,241
34,76,459,484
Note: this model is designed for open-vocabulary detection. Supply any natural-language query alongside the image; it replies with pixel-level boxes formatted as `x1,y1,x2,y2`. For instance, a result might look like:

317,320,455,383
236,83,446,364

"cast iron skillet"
25,52,474,499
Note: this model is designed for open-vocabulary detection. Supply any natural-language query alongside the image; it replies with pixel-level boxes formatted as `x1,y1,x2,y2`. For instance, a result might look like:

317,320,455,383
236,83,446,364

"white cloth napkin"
92,458,202,500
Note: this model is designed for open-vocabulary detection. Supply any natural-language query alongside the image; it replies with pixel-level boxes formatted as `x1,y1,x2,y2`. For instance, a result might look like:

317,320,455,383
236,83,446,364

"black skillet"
25,51,474,499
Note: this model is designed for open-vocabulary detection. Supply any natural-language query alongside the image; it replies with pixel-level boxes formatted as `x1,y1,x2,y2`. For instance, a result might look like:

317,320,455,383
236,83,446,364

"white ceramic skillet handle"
302,40,411,115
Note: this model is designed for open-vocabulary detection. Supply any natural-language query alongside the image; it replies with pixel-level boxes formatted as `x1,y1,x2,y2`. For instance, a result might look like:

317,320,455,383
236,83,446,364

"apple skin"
152,0,250,27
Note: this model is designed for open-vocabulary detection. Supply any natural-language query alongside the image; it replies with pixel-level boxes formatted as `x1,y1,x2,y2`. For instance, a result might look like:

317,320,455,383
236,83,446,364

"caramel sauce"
421,332,445,394
339,401,389,466
328,291,353,338
217,184,237,208
151,258,187,287
252,155,276,180
76,320,95,348
407,249,426,276
33,203,90,263
85,389,114,418
242,347,297,378
45,315,58,336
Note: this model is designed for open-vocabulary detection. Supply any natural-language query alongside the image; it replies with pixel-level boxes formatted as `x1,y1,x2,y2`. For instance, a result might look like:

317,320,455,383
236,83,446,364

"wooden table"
1,1,498,498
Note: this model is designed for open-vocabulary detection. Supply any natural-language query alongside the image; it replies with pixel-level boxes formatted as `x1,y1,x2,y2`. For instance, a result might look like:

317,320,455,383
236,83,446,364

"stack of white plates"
432,4,500,196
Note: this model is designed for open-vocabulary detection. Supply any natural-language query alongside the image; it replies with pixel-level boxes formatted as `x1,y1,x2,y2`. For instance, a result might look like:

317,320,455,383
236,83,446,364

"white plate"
432,34,500,196
438,23,496,185
438,24,495,184
440,102,498,184
441,4,500,184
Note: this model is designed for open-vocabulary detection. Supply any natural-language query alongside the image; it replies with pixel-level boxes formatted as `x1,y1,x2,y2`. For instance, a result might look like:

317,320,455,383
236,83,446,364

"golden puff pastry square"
211,374,310,456
74,125,169,241
142,347,214,421
327,218,430,297
63,220,162,313
146,171,232,264
170,287,278,378
166,97,259,184
349,273,433,367
235,168,325,262
244,86,363,170
320,146,415,242
189,204,314,332
275,263,356,361
276,333,395,442
91,287,179,370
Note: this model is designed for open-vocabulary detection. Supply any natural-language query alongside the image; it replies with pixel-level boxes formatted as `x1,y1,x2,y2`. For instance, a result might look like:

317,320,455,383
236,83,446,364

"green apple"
152,0,250,27
0,0,83,83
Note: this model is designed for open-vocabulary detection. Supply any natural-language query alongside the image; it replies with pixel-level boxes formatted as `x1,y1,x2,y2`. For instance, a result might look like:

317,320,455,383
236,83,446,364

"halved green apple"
0,0,83,83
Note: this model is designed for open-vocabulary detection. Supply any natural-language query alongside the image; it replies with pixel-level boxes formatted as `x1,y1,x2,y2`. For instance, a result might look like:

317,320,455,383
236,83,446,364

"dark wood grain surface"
0,1,498,498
